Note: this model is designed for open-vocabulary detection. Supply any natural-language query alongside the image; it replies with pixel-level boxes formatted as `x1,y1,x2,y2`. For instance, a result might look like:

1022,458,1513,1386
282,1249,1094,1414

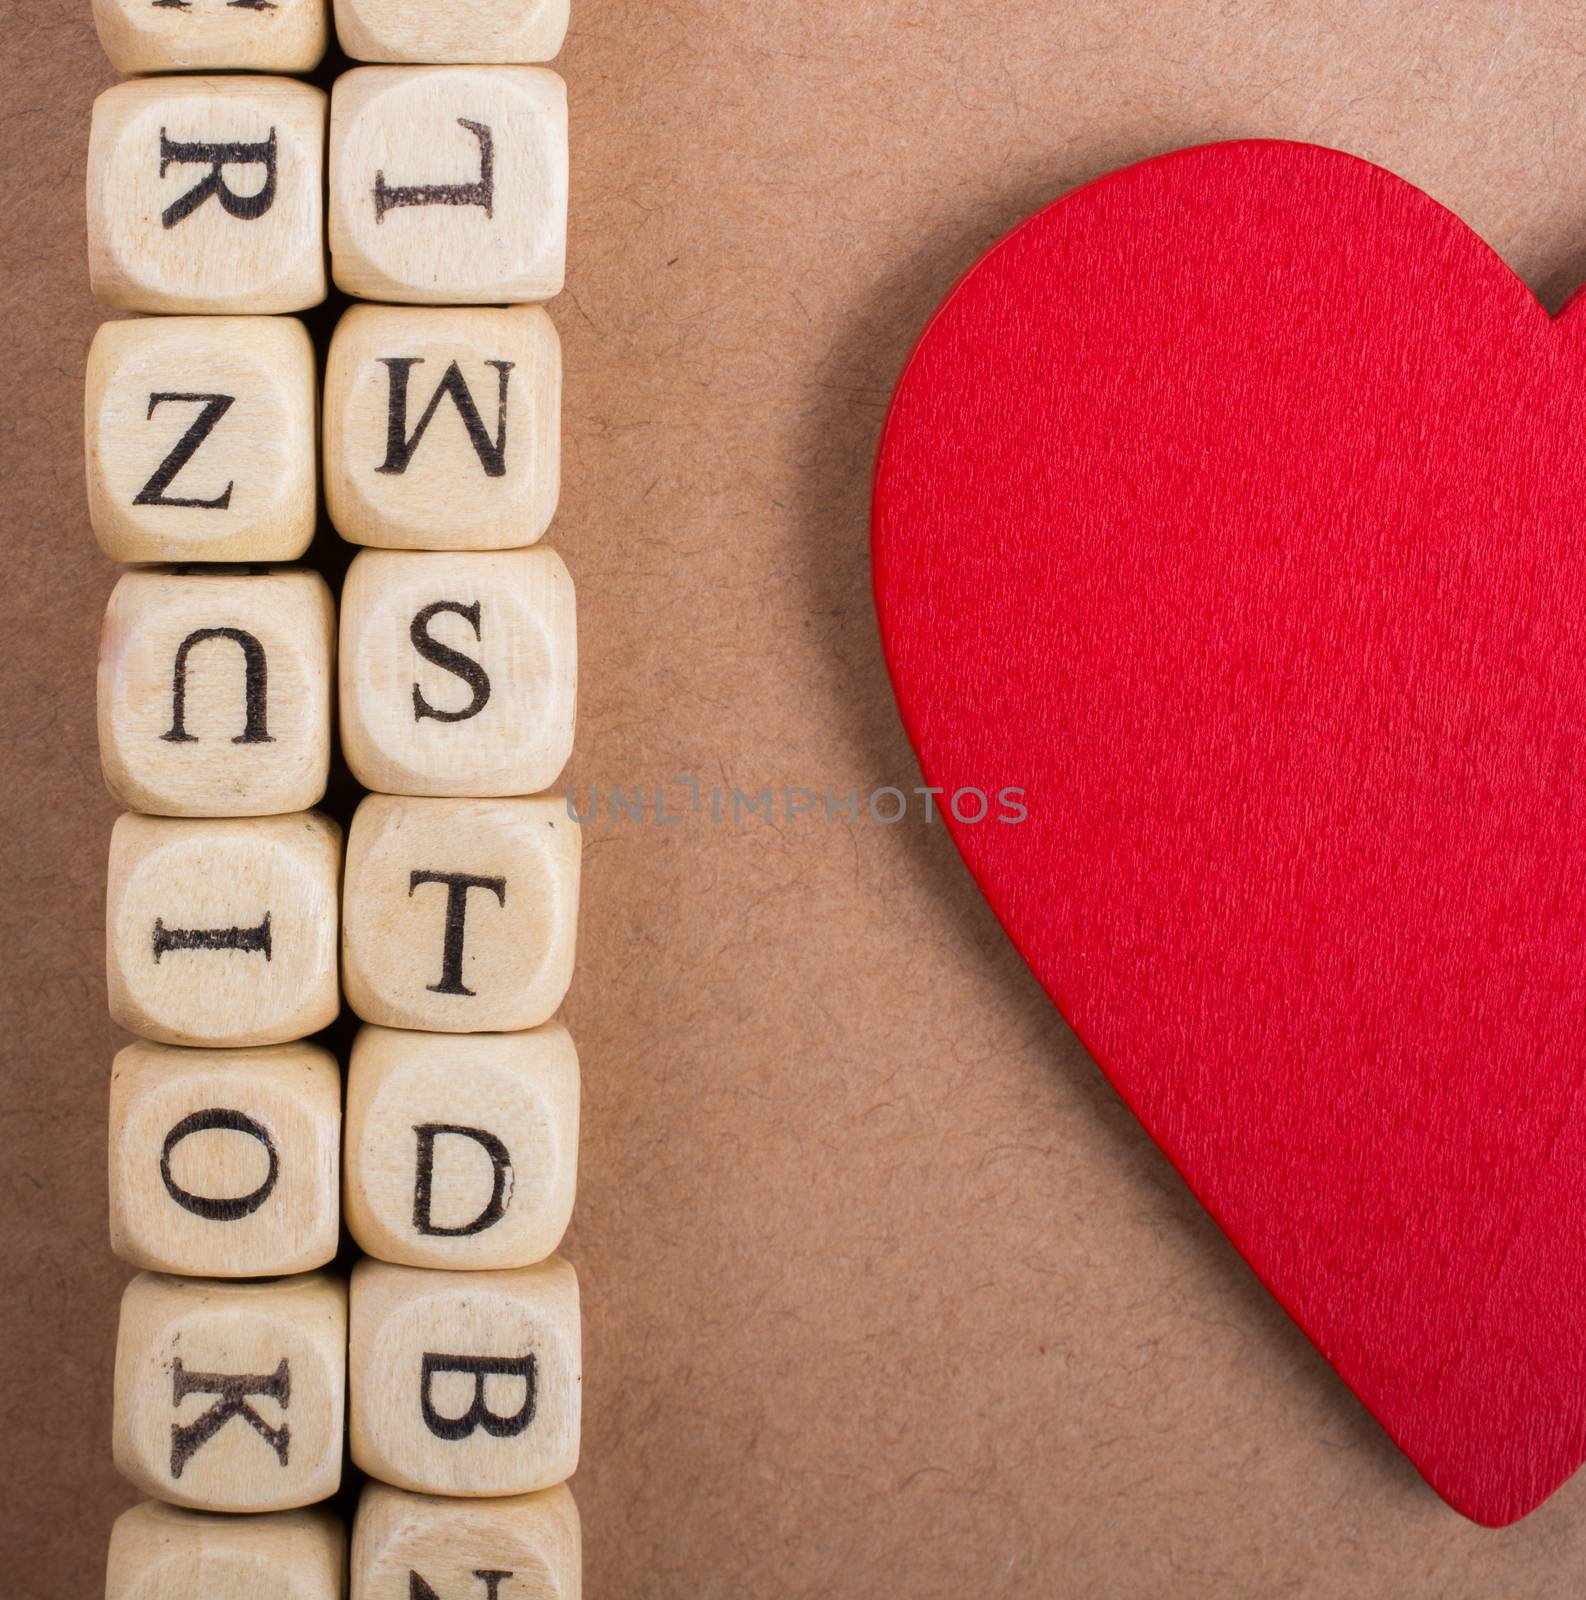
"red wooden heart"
872,140,1586,1526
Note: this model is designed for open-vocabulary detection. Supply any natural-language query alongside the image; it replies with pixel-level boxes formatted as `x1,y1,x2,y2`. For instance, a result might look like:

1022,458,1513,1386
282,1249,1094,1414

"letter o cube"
345,1022,578,1271
106,1501,344,1600
350,1257,580,1496
113,1271,346,1512
109,1039,340,1279
342,795,579,1034
352,1482,580,1600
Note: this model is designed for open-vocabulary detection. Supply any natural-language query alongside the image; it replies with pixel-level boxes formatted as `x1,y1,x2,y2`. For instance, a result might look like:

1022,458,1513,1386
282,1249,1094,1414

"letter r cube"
89,77,326,314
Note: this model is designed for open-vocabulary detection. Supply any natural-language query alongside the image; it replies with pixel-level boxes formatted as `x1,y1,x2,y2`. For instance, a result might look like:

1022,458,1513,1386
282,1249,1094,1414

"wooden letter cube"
86,317,317,565
99,568,334,817
350,1258,580,1496
324,305,561,551
109,1039,340,1278
333,0,568,66
339,550,575,797
330,67,566,305
114,1270,346,1511
92,0,328,76
343,795,579,1033
345,1022,577,1271
352,1483,579,1600
107,1501,345,1600
89,76,326,314
107,810,341,1047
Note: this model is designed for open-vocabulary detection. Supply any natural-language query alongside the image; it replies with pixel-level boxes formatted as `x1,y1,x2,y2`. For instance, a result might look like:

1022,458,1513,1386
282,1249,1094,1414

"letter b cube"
114,1271,346,1511
350,1258,580,1496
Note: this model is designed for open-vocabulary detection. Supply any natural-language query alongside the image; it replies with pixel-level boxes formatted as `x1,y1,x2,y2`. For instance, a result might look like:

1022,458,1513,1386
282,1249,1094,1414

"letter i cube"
89,76,326,314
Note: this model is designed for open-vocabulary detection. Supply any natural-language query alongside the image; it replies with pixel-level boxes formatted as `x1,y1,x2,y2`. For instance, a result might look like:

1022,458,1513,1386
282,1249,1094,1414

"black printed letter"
409,872,506,996
170,1357,290,1477
374,119,494,222
378,361,513,479
420,1352,536,1441
162,627,273,745
135,393,235,509
153,912,272,963
410,1573,515,1600
411,601,491,723
161,128,278,228
413,1124,513,1237
161,1107,279,1222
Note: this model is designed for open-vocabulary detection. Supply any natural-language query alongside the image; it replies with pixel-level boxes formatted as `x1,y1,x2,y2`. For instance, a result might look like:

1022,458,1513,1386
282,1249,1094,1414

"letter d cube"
350,1258,580,1496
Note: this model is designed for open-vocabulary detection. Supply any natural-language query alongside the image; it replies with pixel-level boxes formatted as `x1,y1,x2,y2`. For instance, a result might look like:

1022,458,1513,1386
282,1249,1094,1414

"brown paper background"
10,3,1586,1594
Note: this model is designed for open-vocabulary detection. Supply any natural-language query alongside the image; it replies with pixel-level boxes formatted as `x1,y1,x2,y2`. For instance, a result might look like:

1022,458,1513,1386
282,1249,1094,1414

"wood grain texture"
324,304,561,551
342,794,579,1034
86,316,318,564
339,549,576,797
332,0,569,67
106,809,342,1046
108,1039,340,1278
329,67,567,306
91,0,328,76
346,1022,579,1271
88,75,326,314
350,1257,581,1497
106,1500,344,1600
352,1481,580,1600
874,138,1586,1526
98,567,334,816
113,1271,346,1511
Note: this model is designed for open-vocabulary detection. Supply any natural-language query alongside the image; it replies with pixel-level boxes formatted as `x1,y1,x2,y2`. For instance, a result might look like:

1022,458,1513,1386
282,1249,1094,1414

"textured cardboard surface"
10,3,1586,1594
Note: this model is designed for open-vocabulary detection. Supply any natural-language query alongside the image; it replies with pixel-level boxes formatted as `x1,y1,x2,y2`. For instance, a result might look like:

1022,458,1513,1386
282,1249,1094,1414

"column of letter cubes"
86,7,348,1594
326,10,582,1596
